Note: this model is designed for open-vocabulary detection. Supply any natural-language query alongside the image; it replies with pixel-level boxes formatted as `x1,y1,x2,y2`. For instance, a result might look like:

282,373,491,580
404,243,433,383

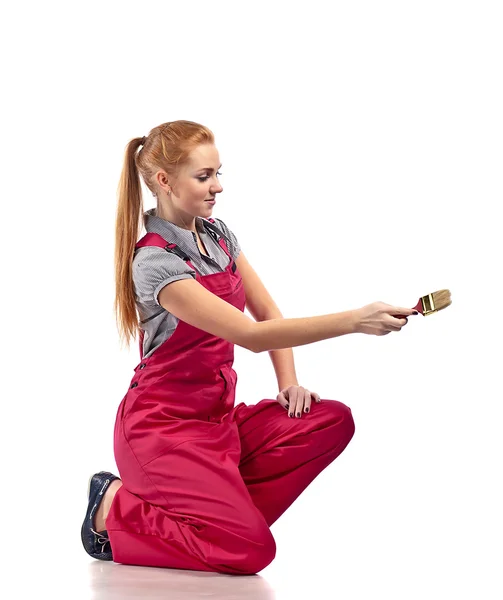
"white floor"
5,450,502,600
8,524,503,600
69,559,278,600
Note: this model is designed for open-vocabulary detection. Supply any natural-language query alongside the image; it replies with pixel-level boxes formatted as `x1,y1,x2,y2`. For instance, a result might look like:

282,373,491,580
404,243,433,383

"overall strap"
135,232,190,261
203,219,220,245
135,232,169,250
204,218,228,243
135,227,236,271
204,219,237,272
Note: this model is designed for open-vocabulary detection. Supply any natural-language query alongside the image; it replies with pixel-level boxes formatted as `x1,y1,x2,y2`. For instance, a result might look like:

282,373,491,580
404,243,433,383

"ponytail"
114,137,145,349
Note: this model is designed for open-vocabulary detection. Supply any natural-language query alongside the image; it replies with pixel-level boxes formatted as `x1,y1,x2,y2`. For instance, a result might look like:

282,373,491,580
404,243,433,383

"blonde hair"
114,120,215,349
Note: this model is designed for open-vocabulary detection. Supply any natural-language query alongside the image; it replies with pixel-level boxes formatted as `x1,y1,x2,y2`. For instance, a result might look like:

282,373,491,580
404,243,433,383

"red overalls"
106,221,356,575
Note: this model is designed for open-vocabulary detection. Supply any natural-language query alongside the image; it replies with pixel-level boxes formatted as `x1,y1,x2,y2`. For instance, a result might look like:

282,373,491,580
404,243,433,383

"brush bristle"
431,289,452,311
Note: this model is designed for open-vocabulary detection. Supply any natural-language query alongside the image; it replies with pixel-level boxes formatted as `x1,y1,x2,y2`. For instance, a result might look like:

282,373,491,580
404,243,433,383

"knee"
323,400,356,445
215,520,276,575
242,526,276,574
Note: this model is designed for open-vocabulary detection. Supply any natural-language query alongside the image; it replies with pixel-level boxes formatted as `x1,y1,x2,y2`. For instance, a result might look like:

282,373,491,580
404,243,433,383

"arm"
157,254,357,354
234,252,298,391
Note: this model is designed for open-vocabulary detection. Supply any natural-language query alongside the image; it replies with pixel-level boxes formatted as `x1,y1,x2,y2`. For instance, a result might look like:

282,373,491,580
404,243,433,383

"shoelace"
90,528,111,553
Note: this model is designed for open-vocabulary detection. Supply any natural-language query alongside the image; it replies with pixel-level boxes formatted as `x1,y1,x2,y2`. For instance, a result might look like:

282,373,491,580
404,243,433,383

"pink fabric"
106,225,355,574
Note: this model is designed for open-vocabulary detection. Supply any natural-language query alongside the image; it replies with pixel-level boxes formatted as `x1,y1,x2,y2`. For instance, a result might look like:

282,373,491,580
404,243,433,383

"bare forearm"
255,308,299,389
269,347,299,391
250,310,357,353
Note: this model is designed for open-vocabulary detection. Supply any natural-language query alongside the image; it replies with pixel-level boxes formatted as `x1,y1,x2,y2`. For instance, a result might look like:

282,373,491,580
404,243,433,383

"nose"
212,179,223,193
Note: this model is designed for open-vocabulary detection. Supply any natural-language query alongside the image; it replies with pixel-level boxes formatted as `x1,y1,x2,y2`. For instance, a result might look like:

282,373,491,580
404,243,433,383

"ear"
155,169,171,193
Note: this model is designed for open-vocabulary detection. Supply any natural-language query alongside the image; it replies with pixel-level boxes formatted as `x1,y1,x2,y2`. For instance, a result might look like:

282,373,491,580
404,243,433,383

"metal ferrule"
421,293,437,316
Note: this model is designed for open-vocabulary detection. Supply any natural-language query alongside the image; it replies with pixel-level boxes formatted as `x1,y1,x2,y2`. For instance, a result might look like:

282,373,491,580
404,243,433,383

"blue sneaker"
81,471,120,561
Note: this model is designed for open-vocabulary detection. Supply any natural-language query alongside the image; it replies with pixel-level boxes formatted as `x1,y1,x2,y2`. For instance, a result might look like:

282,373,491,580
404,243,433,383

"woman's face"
162,143,223,218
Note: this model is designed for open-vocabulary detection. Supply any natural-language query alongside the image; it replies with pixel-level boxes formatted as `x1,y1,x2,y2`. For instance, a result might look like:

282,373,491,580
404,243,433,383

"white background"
1,1,502,598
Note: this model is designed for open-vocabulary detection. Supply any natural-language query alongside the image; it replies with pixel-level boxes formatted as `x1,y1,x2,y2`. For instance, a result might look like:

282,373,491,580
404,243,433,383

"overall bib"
106,220,356,575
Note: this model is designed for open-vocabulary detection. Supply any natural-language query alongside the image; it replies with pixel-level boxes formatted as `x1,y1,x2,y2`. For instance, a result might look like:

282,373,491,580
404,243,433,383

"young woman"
81,120,416,575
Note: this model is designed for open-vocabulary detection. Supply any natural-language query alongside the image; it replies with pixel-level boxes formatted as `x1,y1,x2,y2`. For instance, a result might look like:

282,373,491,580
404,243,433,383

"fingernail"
304,407,309,413
289,413,293,418
296,412,301,418
413,310,418,315
285,403,289,409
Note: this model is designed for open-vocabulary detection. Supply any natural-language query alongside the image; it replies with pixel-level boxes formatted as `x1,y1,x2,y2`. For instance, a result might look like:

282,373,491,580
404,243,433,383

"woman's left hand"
276,385,321,418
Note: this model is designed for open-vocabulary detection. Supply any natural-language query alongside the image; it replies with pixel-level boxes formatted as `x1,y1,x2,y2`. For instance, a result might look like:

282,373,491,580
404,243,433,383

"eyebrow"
196,164,222,173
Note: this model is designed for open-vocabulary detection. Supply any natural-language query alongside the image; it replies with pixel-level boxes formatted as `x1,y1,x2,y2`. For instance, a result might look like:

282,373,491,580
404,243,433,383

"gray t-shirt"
133,208,242,358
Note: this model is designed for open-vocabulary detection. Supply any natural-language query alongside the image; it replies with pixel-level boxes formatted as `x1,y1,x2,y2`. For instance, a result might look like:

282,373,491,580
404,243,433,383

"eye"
198,171,223,182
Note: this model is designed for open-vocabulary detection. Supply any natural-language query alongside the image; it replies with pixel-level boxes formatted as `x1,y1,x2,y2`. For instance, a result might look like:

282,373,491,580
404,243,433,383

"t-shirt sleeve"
213,217,241,260
132,247,197,307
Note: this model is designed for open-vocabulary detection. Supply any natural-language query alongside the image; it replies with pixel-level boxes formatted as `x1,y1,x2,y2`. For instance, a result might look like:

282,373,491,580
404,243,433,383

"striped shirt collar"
143,207,206,235
142,207,230,250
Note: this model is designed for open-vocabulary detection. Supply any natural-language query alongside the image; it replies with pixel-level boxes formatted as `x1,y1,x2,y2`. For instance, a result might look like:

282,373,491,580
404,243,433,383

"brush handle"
392,298,423,319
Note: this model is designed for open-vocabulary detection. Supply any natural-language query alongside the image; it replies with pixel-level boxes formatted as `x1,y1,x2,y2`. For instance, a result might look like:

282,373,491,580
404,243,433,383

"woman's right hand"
352,302,418,336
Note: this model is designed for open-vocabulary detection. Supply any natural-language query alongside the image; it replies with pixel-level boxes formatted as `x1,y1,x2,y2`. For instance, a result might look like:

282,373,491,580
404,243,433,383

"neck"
155,206,198,232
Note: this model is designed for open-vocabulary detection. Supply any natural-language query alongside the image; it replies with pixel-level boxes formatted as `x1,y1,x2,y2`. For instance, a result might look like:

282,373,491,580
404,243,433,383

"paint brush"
394,289,452,319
